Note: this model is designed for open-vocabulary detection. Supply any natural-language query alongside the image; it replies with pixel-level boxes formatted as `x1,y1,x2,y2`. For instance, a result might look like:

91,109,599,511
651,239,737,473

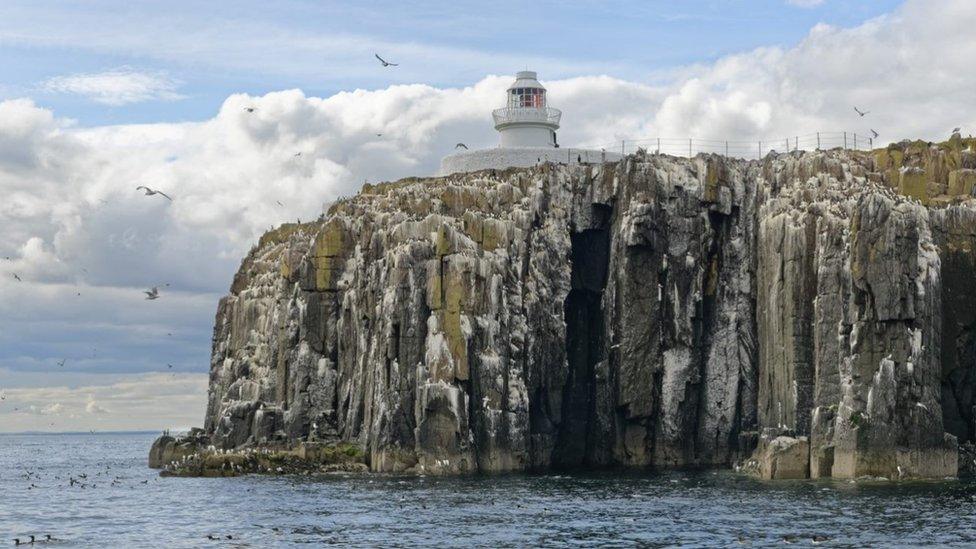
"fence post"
795,136,798,151
657,138,661,154
725,141,729,157
816,132,821,150
785,138,789,152
844,132,847,149
758,141,763,159
689,138,692,158
869,137,873,149
621,140,625,155
854,133,857,149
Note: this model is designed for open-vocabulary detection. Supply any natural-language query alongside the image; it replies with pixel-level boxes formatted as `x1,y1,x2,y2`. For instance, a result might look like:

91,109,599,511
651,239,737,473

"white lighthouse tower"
493,71,561,148
439,70,621,175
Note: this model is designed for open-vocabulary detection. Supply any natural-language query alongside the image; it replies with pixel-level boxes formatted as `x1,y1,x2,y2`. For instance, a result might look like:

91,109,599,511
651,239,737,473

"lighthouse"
492,71,561,148
439,70,621,175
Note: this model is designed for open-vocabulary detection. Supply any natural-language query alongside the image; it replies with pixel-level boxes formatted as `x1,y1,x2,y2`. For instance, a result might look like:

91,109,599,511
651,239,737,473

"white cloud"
41,68,185,105
85,394,110,414
40,402,63,415
787,0,825,7
2,0,975,431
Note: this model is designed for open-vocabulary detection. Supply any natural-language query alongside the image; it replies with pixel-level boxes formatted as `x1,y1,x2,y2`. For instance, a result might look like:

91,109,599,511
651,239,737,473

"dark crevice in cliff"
939,246,976,444
553,204,612,469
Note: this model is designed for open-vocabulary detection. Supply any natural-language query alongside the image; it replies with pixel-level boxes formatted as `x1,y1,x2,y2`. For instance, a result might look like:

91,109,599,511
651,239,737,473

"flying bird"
244,107,256,113
144,287,160,300
275,200,284,207
167,363,173,369
12,273,21,282
455,143,468,150
57,359,66,367
870,129,879,139
853,106,869,117
136,186,173,201
294,152,302,157
374,53,398,67
376,133,383,137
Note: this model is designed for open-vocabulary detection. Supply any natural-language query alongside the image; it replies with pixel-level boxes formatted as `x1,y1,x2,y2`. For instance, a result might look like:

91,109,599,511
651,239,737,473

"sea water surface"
2,432,976,547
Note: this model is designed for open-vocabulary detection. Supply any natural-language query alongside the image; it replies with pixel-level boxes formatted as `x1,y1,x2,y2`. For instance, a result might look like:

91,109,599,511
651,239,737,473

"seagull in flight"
455,143,469,150
244,107,257,113
136,186,172,201
275,200,284,207
144,287,160,300
294,152,302,157
870,129,879,139
374,53,398,67
57,359,66,367
167,363,174,369
12,273,21,282
853,106,869,117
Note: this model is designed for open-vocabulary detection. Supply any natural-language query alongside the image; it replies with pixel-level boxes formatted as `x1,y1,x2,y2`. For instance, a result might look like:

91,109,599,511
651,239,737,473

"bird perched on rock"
952,127,961,134
144,287,160,300
136,186,172,201
455,143,468,150
375,53,398,67
854,106,869,117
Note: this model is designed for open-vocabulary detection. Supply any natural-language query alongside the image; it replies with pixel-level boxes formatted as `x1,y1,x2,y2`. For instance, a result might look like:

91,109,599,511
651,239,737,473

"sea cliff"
154,136,976,479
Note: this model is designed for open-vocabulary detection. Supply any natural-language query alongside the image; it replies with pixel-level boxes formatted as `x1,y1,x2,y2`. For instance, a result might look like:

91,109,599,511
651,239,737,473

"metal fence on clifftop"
588,131,875,160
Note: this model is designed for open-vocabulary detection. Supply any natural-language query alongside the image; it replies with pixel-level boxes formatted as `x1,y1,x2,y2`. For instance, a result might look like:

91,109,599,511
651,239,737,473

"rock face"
198,139,976,477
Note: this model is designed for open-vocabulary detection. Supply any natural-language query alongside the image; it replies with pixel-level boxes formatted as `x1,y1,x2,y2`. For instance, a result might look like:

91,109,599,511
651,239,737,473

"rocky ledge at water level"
151,136,976,480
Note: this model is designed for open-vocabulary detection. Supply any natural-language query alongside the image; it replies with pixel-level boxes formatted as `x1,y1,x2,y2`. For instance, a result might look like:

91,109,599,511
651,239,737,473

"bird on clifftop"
136,186,173,201
144,287,160,300
374,53,398,67
455,143,468,150
853,106,869,117
952,127,961,134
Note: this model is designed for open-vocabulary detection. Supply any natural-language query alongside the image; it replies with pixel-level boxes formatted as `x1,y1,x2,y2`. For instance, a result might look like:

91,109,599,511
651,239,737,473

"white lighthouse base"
439,146,622,176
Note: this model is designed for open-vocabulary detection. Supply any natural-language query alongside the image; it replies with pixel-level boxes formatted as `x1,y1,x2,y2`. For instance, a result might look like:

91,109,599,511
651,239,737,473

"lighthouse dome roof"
507,71,545,91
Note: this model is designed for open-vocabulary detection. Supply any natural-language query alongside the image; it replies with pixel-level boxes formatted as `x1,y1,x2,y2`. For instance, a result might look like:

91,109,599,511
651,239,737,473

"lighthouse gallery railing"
492,106,562,127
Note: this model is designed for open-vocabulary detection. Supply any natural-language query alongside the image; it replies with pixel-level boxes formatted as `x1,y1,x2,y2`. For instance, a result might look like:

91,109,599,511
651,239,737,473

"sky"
1,0,973,432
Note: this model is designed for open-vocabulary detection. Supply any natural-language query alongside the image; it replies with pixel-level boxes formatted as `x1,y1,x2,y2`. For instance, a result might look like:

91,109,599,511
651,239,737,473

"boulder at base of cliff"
745,431,810,480
148,431,206,469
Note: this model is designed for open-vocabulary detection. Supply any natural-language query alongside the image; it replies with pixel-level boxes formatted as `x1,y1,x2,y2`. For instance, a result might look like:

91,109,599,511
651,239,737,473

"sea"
2,432,976,547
